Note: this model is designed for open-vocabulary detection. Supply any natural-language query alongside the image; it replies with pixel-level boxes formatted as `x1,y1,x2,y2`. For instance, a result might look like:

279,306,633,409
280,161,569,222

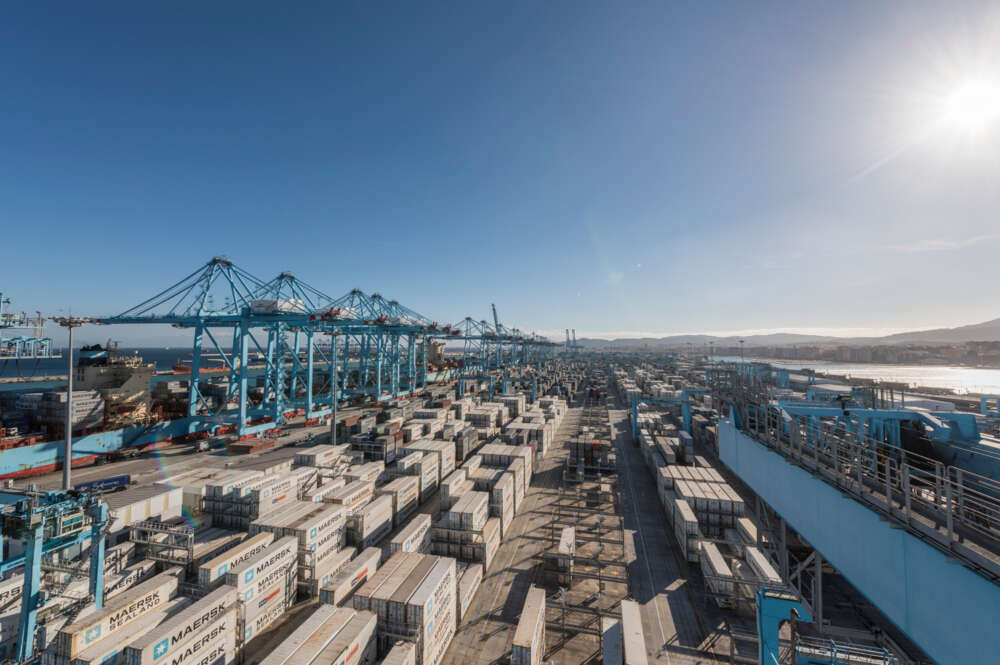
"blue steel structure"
99,257,554,438
0,488,108,663
712,363,1000,665
0,293,58,362
629,388,709,437
754,589,897,665
450,304,556,398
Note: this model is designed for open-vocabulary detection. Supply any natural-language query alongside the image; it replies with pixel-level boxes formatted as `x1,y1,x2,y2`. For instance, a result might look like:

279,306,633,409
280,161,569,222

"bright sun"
943,79,1000,134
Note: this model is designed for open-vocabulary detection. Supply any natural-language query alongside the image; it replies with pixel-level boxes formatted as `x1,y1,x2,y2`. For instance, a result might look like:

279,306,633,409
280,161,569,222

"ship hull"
0,371,453,479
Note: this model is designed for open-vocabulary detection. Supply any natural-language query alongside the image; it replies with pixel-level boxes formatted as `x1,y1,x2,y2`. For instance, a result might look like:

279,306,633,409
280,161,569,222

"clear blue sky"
3,2,1000,345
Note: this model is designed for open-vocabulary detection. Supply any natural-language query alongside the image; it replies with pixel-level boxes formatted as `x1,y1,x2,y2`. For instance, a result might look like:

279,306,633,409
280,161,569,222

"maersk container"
242,557,297,613
287,465,318,487
376,476,419,527
301,546,357,598
328,480,376,516
619,600,647,665
294,444,346,468
352,552,420,613
420,602,455,665
362,553,424,621
258,605,347,665
0,574,21,612
384,558,437,625
205,471,263,498
283,504,347,552
394,451,423,474
105,559,158,597
243,598,285,645
54,568,181,659
488,473,513,514
481,518,501,571
510,585,545,665
198,533,275,588
404,556,456,629
381,641,416,665
300,525,349,578
348,495,393,549
508,457,526,499
225,537,298,598
241,458,295,476
275,609,359,665
457,563,482,621
248,501,312,537
440,469,466,506
242,571,295,624
312,611,376,665
388,513,431,556
736,517,757,549
246,473,299,504
105,486,184,542
463,455,481,474
413,456,439,501
744,546,781,585
344,461,384,485
401,440,455,485
169,616,236,665
70,597,191,665
104,540,138,576
320,547,381,606
445,492,488,532
124,585,237,665
250,501,315,533
304,479,347,503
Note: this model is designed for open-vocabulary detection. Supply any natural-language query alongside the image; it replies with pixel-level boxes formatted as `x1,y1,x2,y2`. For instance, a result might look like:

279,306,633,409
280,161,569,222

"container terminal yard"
0,263,999,665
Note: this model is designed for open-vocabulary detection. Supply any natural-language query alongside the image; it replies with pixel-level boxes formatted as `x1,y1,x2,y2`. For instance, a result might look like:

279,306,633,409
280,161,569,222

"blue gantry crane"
97,257,556,438
0,292,59,365
0,487,108,663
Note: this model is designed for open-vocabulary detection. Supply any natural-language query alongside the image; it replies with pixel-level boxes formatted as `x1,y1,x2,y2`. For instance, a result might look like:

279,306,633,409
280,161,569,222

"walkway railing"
732,398,1000,584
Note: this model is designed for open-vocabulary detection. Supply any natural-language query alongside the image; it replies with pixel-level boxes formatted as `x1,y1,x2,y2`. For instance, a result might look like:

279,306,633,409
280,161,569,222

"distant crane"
0,292,59,365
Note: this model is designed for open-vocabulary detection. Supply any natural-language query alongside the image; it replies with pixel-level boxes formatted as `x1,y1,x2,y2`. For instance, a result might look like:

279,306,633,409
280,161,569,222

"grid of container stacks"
618,367,784,609
19,384,568,665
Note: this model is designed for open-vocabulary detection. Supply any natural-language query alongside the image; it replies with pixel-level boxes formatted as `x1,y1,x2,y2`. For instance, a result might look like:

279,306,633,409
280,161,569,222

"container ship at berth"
0,341,454,479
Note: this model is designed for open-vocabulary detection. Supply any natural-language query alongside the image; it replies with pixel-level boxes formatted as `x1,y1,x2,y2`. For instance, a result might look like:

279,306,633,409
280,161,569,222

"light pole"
330,331,341,446
51,316,91,490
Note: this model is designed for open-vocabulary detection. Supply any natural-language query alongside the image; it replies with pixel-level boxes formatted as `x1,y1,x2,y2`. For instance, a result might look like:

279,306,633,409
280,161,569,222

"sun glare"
943,78,1000,134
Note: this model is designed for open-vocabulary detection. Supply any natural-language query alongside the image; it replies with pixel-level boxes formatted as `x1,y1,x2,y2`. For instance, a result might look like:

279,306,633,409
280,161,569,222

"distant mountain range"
576,317,1000,349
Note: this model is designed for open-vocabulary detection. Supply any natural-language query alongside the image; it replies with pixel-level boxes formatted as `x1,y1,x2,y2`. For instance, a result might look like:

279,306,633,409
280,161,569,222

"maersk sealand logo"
85,626,102,643
153,638,169,660
244,569,254,583
218,563,228,577
309,527,318,539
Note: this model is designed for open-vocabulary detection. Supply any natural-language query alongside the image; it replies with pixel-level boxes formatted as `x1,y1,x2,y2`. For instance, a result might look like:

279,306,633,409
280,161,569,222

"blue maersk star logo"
153,639,169,659
85,626,101,643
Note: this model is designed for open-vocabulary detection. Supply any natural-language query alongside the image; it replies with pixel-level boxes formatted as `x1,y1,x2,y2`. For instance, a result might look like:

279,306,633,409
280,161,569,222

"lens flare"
943,78,1000,134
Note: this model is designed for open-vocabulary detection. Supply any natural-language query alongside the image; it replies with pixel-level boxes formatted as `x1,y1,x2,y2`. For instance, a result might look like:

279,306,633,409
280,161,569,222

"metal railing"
733,398,1000,583
796,637,897,665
